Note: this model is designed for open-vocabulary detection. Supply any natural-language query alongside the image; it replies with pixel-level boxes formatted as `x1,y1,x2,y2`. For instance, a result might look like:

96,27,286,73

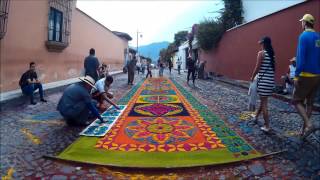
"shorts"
293,76,320,104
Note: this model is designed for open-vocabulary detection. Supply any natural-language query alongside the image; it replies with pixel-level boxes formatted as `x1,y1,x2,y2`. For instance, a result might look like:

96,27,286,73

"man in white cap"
57,75,104,126
293,14,320,137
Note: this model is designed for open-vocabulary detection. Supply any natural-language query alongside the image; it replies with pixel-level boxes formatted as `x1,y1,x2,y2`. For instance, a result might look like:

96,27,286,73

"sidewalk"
0,71,122,106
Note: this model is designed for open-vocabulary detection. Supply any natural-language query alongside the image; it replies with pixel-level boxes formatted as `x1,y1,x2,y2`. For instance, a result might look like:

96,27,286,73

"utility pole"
136,30,142,56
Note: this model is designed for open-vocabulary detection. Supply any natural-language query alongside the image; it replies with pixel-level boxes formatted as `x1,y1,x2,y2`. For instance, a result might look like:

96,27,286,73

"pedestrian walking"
141,60,146,75
84,48,100,81
146,61,152,78
293,14,320,137
19,62,47,105
159,62,164,77
187,51,196,86
177,57,182,75
57,75,104,126
169,59,173,74
136,61,141,75
127,55,137,85
251,36,275,132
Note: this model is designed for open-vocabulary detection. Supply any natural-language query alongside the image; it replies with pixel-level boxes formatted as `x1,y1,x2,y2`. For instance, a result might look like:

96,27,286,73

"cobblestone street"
1,70,319,179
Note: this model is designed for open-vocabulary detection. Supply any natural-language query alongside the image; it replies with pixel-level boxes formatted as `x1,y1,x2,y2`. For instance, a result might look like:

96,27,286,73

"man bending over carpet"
57,75,104,126
92,75,119,111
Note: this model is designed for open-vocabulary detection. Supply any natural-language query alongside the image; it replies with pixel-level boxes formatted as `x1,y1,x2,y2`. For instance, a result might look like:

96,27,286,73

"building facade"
0,0,131,92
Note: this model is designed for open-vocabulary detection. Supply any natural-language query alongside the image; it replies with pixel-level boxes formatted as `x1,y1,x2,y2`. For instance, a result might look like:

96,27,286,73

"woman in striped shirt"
251,36,275,132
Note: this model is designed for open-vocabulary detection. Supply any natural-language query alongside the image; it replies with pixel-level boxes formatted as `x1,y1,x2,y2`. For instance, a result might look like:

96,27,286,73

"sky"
76,1,223,46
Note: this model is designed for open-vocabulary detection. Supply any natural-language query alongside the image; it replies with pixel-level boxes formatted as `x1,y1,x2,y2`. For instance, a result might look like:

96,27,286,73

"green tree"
220,0,243,30
159,42,177,63
196,0,243,51
174,31,188,47
196,19,224,51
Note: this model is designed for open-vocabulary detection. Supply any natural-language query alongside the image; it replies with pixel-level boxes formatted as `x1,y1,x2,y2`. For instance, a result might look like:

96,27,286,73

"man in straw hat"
293,14,320,137
57,75,104,126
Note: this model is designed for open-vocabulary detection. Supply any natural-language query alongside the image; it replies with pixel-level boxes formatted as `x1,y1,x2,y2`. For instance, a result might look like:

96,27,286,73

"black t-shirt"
19,70,37,88
187,57,196,70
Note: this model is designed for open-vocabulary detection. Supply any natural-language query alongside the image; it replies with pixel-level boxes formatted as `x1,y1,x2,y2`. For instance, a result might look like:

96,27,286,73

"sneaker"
40,99,47,103
260,126,270,132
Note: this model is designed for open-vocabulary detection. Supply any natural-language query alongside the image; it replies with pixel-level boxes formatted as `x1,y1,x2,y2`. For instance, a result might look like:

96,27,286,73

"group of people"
57,48,119,126
19,48,119,126
249,14,320,138
126,55,153,83
18,14,319,134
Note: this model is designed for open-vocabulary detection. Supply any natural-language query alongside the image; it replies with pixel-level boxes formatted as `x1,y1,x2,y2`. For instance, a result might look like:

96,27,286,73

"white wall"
242,0,305,23
178,41,189,70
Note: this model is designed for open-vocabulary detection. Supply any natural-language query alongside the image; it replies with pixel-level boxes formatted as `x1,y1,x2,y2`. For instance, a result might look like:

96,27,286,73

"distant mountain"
136,41,170,63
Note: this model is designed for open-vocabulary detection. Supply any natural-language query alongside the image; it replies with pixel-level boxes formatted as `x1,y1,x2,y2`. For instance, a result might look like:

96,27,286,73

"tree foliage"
174,31,188,47
220,0,243,30
196,0,243,51
159,42,177,63
196,19,224,51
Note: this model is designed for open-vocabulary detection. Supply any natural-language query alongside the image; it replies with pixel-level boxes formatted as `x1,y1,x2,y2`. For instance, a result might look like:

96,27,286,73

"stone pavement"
0,70,319,179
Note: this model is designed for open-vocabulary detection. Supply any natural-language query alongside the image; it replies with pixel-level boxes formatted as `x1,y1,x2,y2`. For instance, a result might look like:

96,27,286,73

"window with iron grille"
0,0,10,40
48,7,62,42
46,0,72,51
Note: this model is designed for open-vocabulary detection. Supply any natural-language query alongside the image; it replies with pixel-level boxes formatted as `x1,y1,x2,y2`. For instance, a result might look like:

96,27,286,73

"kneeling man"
57,75,104,126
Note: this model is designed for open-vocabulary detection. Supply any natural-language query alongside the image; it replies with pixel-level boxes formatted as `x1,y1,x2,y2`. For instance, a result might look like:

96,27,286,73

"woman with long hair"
251,36,275,132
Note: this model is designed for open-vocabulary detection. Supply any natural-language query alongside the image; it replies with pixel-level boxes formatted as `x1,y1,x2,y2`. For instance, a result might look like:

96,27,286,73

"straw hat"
79,75,96,89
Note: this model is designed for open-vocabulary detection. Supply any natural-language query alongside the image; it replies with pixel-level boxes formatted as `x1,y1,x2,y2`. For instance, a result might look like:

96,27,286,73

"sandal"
260,126,270,133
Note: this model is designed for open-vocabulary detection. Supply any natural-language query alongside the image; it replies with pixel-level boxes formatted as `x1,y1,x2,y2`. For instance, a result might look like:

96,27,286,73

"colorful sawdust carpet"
79,105,127,137
57,78,263,168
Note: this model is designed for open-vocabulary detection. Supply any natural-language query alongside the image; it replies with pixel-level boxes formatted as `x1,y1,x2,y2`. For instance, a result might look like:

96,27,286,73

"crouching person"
57,75,104,126
92,75,119,111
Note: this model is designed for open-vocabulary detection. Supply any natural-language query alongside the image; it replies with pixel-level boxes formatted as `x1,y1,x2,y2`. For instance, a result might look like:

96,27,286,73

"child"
248,75,258,111
98,63,109,79
92,75,119,111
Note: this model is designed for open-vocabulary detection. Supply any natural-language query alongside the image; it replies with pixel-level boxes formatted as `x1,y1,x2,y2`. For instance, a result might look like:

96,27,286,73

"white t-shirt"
289,65,296,79
93,78,108,93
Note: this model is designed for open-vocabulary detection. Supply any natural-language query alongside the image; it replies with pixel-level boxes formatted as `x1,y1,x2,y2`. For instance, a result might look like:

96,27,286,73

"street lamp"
136,30,142,56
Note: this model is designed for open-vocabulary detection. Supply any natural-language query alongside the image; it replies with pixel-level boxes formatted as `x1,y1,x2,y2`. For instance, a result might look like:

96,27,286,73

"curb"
0,71,123,107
